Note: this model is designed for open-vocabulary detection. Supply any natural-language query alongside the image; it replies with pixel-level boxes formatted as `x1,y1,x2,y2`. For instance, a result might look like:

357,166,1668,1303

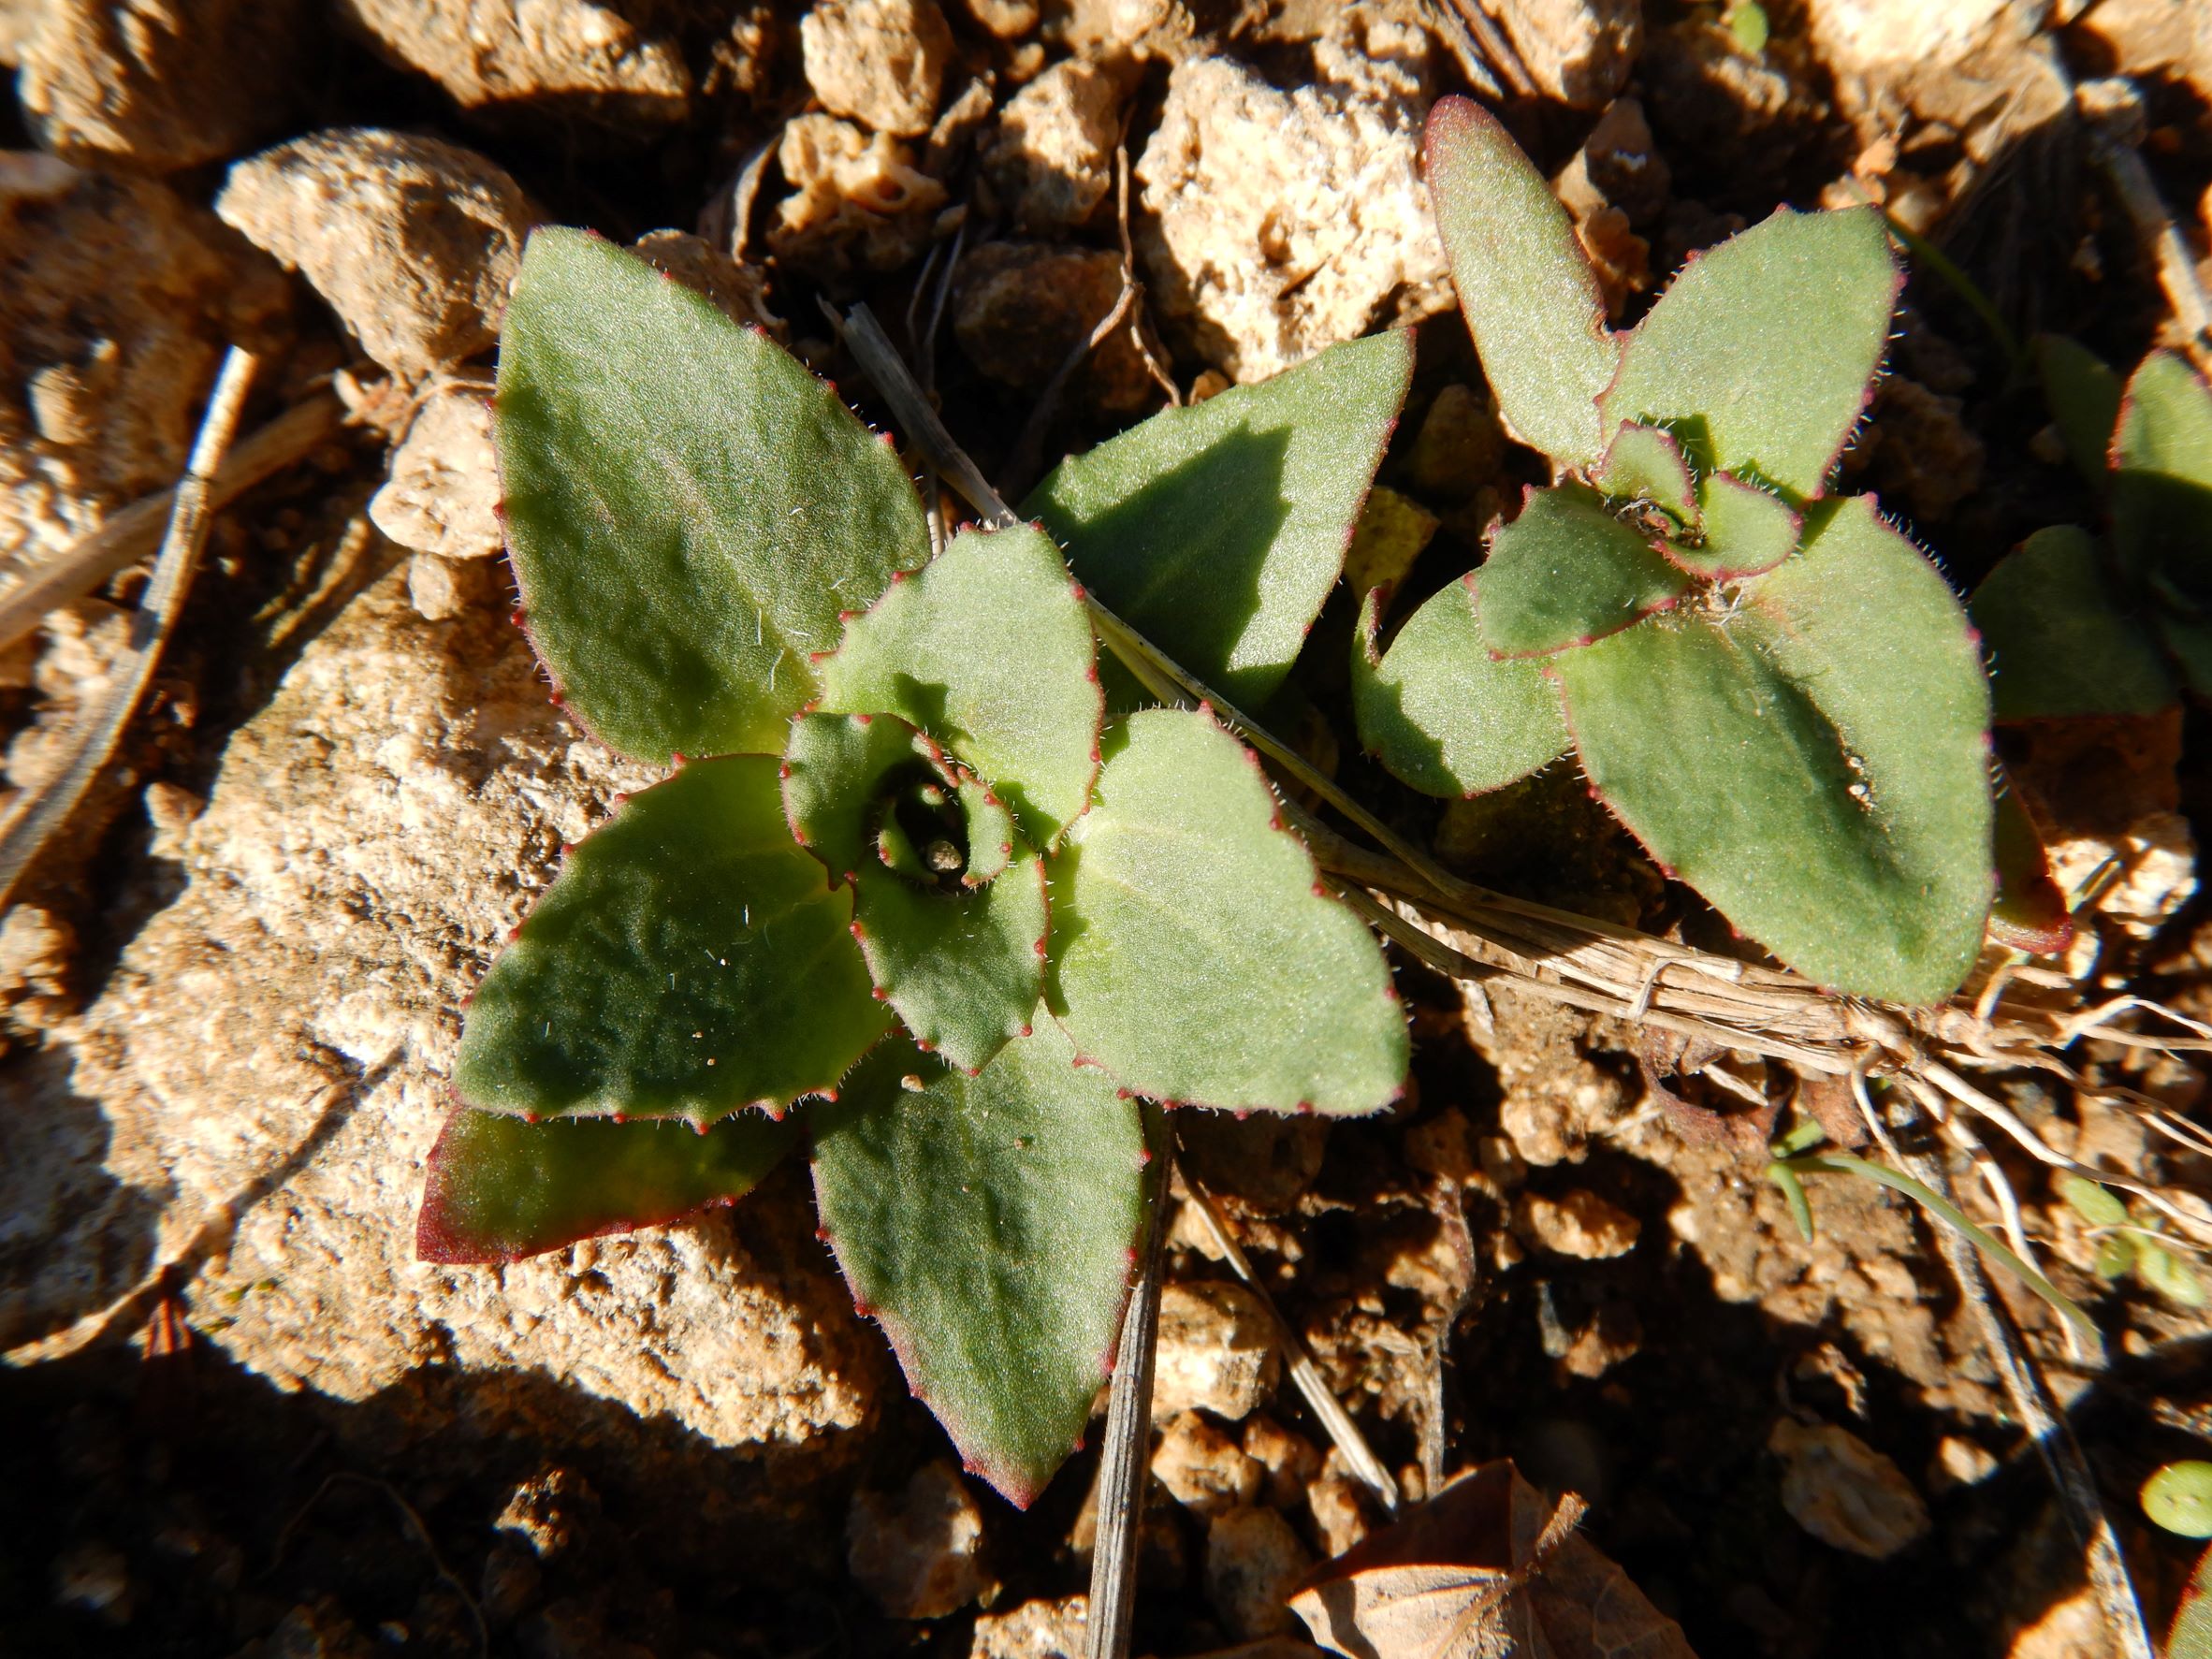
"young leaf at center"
455,755,891,1122
1473,485,1690,657
784,712,1047,1072
497,227,929,763
815,521,1101,848
1049,708,1407,1113
811,1025,1153,1506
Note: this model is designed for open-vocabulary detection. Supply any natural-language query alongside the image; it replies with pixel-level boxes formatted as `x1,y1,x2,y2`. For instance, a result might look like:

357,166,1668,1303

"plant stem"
1086,1124,1171,1659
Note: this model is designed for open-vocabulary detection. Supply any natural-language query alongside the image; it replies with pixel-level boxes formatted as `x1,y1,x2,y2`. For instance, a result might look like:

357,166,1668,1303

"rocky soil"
2,1,2211,1657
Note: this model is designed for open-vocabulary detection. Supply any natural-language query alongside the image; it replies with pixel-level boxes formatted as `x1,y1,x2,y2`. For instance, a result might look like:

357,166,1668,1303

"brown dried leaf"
1288,1463,1698,1659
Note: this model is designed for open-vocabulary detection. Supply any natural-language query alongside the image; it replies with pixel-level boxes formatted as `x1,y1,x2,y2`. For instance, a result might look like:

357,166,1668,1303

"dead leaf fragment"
1288,1462,1698,1659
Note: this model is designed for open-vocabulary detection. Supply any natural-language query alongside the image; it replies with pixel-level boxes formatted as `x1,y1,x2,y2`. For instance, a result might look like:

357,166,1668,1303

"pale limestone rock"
970,1594,1086,1659
961,0,1037,37
1242,1414,1321,1508
769,113,947,278
1491,0,1642,108
19,0,305,170
1,167,287,584
2007,1586,2121,1659
371,385,502,561
218,128,531,381
337,0,692,128
0,0,40,67
1135,12,1448,381
847,1461,997,1618
1768,1419,1930,1559
1153,1410,1264,1517
1307,1472,1371,1556
1803,0,2012,72
405,550,500,619
801,0,954,137
1,562,885,1520
1153,1278,1278,1420
1513,1188,1642,1259
1205,1506,1310,1640
984,59,1123,232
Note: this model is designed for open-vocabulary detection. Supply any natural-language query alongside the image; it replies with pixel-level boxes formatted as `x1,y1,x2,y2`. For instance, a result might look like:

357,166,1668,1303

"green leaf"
784,713,1047,1073
2055,1170,2131,1229
1778,1152,2096,1338
456,756,891,1122
1970,526,2176,720
811,1025,1152,1506
497,227,929,763
1599,207,1899,502
816,521,1100,849
2138,1237,2208,1308
2155,610,2212,698
2032,334,2121,488
1423,96,1619,466
1026,331,1413,707
1556,498,1992,1003
1594,422,1698,524
1049,709,1406,1113
1350,583,1569,797
2113,349,2212,601
416,1105,794,1264
2145,1463,2212,1540
2169,1544,2212,1659
1671,472,1799,579
1988,775,2073,956
1474,485,1690,657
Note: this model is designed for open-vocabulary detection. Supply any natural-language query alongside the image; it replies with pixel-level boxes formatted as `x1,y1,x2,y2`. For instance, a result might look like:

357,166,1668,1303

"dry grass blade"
0,389,341,657
0,347,258,911
1177,1155,1401,1513
1086,1128,1171,1659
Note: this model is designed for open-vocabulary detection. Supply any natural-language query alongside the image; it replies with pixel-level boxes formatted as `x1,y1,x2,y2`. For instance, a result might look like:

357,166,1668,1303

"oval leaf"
455,755,890,1122
498,226,929,762
1025,331,1413,706
2113,349,2212,598
1600,206,1899,501
1971,526,2176,720
1594,422,1698,525
812,1026,1152,1506
784,712,1047,1073
2033,333,2121,488
1351,583,1568,797
1475,485,1690,657
1424,97,1619,467
1050,709,1406,1113
816,521,1100,848
417,1105,795,1264
1557,498,1992,1003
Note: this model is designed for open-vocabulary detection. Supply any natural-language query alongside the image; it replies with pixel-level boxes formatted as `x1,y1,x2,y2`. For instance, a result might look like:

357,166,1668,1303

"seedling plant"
422,101,2022,1518
1357,98,1996,1006
1972,336,2212,721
